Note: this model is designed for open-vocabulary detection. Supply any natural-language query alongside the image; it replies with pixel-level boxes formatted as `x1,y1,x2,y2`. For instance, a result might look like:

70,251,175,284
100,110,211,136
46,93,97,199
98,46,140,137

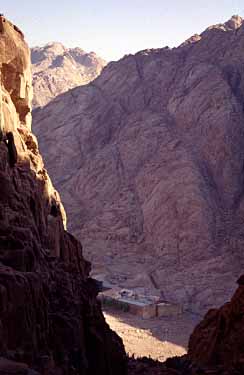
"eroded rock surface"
188,275,244,370
0,16,126,375
31,43,106,107
33,15,244,314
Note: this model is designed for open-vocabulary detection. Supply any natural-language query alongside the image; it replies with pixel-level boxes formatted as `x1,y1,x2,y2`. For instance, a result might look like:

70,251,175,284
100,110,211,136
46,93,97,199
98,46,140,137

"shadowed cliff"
0,15,126,375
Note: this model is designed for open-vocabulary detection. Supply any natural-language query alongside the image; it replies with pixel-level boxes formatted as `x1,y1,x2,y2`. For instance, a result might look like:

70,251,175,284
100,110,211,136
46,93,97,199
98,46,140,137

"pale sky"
2,1,244,61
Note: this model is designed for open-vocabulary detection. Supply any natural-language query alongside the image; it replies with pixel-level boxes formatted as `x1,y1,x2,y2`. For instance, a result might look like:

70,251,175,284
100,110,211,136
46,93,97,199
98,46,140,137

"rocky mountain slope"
188,275,244,373
31,42,106,107
0,15,126,375
33,15,244,314
2,14,244,375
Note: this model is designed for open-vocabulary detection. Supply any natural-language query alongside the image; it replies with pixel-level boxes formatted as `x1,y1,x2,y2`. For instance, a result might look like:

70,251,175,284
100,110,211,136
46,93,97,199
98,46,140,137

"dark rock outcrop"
33,15,244,313
188,275,244,370
0,16,126,375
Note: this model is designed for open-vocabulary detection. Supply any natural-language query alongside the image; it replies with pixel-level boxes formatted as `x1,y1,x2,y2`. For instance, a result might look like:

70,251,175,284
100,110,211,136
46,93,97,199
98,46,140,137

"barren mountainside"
31,42,106,107
33,15,244,314
2,13,244,375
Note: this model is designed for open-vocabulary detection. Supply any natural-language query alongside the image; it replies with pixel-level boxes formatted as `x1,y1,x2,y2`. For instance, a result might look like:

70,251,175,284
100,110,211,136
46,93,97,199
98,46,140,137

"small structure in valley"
97,282,182,319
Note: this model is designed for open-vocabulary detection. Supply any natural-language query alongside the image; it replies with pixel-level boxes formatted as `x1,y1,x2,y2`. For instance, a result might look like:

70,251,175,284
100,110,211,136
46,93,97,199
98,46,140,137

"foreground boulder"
0,16,126,375
33,15,244,313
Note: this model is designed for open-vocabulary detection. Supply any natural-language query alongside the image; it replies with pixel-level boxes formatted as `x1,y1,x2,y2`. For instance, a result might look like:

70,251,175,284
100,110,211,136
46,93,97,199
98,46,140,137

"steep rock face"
31,43,106,108
0,16,126,375
188,276,244,372
33,15,244,313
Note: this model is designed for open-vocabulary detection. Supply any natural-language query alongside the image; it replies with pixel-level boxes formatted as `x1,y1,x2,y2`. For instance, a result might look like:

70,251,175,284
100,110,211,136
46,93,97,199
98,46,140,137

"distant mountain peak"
45,41,65,48
31,43,106,107
225,14,243,30
205,14,243,33
180,15,243,48
32,42,66,57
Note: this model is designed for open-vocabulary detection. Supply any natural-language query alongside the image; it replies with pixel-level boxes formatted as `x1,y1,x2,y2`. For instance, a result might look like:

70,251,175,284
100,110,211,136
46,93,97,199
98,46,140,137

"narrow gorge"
1,13,244,375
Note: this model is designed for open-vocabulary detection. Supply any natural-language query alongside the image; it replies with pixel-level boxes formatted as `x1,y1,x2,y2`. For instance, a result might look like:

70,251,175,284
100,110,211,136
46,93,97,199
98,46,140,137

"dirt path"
104,308,200,362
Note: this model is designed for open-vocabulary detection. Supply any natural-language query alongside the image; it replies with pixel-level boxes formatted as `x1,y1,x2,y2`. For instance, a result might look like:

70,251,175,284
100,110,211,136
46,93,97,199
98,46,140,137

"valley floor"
104,308,200,361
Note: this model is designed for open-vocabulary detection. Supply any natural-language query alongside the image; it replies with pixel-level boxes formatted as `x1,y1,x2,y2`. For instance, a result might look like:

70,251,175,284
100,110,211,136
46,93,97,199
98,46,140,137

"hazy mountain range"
31,42,106,107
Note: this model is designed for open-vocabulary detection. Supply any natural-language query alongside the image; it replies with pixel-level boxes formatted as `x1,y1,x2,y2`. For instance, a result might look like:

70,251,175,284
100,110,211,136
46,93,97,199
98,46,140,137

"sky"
2,1,244,61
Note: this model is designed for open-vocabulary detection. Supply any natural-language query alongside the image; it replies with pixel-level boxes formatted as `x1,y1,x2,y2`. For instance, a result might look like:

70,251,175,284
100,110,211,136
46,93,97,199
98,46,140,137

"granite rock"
33,15,244,313
31,42,106,108
0,16,126,375
188,275,244,369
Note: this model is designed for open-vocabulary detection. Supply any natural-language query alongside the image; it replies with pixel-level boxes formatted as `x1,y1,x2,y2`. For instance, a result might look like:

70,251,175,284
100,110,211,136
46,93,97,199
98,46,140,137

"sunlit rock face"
0,16,126,375
31,42,106,107
33,15,244,314
0,16,32,130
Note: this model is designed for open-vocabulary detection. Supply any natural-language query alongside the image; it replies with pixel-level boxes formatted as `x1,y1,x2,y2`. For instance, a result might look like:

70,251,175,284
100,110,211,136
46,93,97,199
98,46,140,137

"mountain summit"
209,14,243,31
31,42,106,107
